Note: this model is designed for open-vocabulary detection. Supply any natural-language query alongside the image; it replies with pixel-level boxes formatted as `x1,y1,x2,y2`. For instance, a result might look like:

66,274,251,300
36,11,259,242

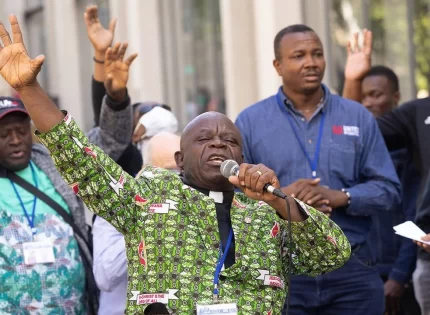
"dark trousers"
284,253,384,315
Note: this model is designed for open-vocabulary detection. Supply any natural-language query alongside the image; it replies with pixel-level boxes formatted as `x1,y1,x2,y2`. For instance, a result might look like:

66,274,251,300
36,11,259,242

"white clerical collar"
209,191,224,203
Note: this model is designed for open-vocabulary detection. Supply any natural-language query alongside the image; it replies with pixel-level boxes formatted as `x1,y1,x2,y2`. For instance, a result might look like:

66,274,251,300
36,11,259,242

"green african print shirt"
37,113,351,315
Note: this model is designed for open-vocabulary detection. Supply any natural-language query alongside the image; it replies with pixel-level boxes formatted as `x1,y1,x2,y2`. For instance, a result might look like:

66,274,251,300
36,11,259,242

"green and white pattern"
0,208,85,314
38,114,351,314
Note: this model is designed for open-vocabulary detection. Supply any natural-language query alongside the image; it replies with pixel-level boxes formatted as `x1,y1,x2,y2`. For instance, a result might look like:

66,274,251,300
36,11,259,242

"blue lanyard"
213,228,234,299
10,162,38,235
276,93,325,179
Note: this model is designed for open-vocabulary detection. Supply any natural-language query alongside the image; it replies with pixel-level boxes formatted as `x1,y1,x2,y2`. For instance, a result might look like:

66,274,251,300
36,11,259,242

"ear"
273,59,282,77
174,151,184,170
393,91,400,106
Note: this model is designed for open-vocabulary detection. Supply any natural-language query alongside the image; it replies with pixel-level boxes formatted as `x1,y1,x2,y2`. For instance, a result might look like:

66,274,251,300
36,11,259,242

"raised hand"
84,5,116,53
0,15,45,91
344,29,372,81
104,42,137,102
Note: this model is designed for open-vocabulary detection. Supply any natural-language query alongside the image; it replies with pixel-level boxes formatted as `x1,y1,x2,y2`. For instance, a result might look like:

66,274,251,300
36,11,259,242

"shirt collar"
180,176,234,204
277,84,331,115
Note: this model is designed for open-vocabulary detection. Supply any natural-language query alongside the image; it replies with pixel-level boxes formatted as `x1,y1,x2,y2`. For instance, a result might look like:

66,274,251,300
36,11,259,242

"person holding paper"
415,176,430,254
0,15,351,314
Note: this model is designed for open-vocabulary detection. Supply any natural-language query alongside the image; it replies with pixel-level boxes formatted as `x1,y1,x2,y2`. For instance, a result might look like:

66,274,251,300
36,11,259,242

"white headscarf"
134,106,179,161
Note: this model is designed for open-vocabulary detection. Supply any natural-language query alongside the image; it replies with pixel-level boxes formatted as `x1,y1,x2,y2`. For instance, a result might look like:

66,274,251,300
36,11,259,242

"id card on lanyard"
196,229,238,314
276,93,325,179
10,162,56,265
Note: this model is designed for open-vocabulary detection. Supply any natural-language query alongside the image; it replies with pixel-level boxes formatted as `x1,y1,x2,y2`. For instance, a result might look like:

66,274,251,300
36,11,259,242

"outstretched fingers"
9,14,24,44
84,5,98,26
0,21,11,47
31,55,46,71
105,47,113,66
352,32,359,53
124,53,138,67
108,18,117,34
363,29,373,56
117,42,128,61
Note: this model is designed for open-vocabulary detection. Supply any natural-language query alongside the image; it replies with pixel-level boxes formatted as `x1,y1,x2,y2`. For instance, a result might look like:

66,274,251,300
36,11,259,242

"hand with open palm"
84,5,116,53
104,42,137,102
344,29,373,81
0,15,45,91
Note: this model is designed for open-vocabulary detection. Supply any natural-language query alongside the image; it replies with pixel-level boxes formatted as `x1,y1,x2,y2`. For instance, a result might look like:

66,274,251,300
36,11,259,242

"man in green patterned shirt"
0,16,350,314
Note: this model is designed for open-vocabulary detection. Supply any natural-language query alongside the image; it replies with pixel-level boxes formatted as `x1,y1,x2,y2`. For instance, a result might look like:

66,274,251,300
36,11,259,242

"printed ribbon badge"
130,289,179,305
270,222,280,238
256,270,284,289
149,199,178,214
138,239,148,270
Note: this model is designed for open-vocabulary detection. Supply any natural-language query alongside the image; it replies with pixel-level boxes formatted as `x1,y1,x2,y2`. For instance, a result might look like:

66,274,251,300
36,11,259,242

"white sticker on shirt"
343,126,360,137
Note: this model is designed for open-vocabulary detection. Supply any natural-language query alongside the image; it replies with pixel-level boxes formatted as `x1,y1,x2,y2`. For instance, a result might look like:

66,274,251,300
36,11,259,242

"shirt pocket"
329,139,360,185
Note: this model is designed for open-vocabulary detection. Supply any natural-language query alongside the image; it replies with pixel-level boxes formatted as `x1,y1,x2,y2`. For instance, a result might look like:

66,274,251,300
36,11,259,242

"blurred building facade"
0,0,428,130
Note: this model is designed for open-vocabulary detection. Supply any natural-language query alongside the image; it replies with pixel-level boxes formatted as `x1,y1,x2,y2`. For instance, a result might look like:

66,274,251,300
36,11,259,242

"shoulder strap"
6,170,99,314
7,170,89,247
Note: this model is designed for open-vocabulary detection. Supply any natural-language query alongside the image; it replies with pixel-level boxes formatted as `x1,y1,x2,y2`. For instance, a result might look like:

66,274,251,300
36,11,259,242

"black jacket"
377,98,430,259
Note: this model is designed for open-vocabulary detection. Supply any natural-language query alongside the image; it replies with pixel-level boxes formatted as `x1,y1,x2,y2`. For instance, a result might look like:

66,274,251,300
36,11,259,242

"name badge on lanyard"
276,93,325,179
196,229,238,314
196,303,238,314
22,239,56,265
10,162,56,265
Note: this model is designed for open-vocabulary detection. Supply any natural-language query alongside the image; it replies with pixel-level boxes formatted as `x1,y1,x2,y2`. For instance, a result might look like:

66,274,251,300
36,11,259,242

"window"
159,0,225,127
329,0,417,101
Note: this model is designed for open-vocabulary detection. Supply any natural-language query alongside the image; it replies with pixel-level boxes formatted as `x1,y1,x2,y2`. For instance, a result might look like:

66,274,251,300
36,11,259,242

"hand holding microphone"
221,160,307,222
220,160,287,202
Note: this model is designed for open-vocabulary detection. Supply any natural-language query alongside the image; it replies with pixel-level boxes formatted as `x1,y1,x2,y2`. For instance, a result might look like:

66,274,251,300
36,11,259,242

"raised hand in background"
342,29,373,102
344,29,373,81
84,5,116,82
104,42,137,102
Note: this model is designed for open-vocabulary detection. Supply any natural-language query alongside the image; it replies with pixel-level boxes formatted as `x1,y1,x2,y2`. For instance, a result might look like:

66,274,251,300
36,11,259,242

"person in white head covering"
132,104,179,162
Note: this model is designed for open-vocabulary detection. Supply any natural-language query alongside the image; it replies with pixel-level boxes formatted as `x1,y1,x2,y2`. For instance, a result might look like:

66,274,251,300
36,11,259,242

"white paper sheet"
393,221,430,245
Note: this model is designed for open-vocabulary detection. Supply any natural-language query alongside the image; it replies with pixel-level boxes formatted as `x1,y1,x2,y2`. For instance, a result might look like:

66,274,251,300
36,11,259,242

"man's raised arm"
0,15,149,234
87,42,136,160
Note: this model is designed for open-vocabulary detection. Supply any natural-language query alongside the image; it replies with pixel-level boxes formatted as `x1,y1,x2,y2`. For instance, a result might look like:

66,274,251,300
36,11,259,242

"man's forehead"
181,113,240,144
362,75,391,90
281,32,322,49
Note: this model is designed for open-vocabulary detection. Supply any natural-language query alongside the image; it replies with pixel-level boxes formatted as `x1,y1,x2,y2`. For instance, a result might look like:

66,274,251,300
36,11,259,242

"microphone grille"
220,160,239,178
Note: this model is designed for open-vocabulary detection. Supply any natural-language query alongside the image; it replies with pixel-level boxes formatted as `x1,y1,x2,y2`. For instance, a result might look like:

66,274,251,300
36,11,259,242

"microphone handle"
263,183,287,199
232,167,287,199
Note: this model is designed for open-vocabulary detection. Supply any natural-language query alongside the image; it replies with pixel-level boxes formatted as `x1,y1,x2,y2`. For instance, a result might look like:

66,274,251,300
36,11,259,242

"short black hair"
274,24,315,60
364,65,399,92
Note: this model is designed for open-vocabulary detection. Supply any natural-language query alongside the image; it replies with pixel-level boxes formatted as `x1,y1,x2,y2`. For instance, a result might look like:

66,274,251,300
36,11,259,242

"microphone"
220,160,287,199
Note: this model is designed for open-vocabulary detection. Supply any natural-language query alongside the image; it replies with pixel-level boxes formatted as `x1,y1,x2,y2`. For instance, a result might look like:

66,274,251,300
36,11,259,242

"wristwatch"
341,188,351,205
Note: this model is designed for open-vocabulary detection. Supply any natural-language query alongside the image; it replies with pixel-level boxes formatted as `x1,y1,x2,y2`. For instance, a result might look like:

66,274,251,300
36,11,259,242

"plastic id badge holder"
196,302,238,315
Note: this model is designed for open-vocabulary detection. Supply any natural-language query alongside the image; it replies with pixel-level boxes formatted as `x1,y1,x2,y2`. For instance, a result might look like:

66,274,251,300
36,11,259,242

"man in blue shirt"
235,24,401,315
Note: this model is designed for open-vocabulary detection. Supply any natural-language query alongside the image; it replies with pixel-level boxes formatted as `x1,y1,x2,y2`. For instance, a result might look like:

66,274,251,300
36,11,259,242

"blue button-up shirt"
235,85,401,249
